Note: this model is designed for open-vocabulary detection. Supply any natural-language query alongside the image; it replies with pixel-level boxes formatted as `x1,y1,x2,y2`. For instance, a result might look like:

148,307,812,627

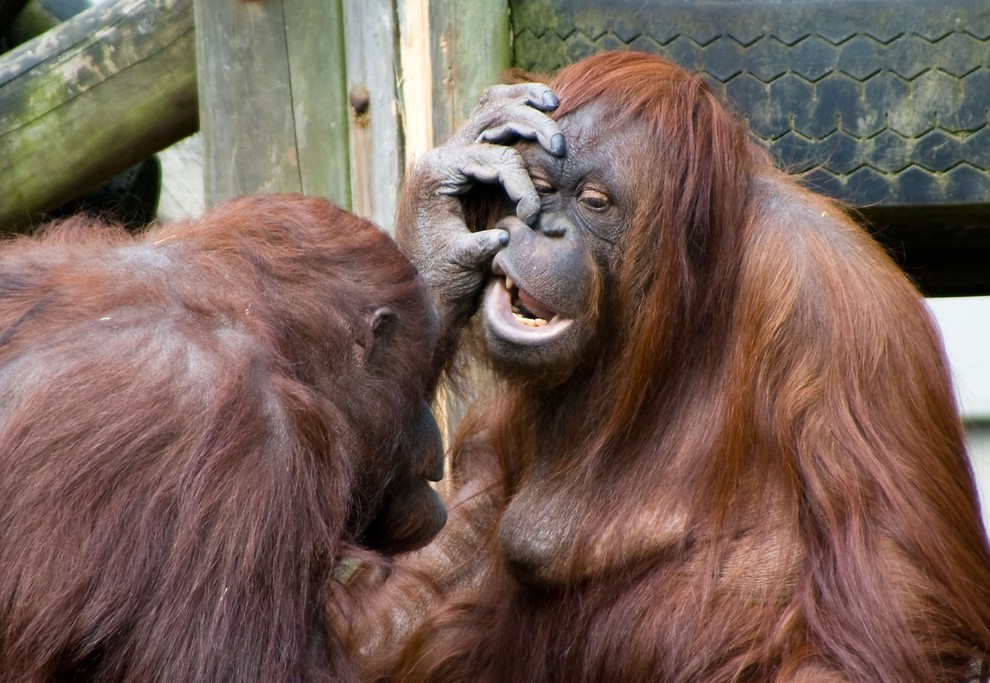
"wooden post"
0,0,196,231
413,0,511,444
397,0,434,167
429,0,511,142
193,0,351,209
342,0,403,233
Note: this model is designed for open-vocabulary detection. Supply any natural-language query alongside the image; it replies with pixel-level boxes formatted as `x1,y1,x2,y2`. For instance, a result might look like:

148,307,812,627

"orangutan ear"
358,306,397,365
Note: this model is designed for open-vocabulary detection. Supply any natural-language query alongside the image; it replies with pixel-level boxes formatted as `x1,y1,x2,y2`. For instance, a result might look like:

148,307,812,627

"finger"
460,161,539,225
448,229,510,269
480,122,566,158
478,83,559,112
468,84,566,156
526,87,560,112
456,147,541,225
430,145,541,225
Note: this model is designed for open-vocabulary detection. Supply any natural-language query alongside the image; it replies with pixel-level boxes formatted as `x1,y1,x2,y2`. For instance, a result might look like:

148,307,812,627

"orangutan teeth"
512,310,548,327
504,276,549,327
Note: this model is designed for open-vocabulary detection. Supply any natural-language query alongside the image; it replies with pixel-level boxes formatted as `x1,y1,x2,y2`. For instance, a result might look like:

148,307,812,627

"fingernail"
550,133,566,157
542,90,559,109
498,230,510,247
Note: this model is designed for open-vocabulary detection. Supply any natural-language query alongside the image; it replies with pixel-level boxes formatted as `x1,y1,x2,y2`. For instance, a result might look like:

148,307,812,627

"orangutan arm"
334,434,503,680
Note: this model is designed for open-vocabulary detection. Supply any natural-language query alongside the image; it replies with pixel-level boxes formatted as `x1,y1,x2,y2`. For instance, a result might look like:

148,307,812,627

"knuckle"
522,82,544,96
480,125,506,143
477,84,508,107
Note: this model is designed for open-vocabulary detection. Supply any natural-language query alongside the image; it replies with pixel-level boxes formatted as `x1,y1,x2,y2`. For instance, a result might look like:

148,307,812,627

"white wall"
967,425,990,535
927,296,990,536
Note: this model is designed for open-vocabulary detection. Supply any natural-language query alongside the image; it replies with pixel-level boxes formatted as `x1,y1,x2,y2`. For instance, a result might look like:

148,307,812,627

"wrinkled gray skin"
397,85,636,382
360,400,446,554
346,302,446,554
484,104,647,377
395,83,568,365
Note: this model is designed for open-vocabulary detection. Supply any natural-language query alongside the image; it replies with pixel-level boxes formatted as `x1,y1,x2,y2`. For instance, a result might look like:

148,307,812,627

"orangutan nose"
534,212,571,238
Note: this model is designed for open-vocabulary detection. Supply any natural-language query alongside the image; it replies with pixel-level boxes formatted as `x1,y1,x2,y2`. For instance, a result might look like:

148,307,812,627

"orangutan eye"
532,177,555,196
579,189,611,212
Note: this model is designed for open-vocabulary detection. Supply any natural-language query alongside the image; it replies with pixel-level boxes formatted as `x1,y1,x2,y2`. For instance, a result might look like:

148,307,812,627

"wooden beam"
398,0,433,165
429,0,511,142
283,0,350,205
0,0,196,231
194,0,351,209
343,0,403,232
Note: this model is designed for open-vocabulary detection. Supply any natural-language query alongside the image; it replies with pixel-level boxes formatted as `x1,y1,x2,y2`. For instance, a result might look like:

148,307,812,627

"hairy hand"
397,83,565,334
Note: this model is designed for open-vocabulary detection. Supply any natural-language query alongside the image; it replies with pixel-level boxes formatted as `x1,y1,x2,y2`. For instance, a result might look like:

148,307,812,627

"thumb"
448,228,510,270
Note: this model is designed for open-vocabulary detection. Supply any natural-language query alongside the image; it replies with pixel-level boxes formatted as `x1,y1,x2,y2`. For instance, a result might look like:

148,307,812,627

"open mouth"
483,271,574,344
506,276,555,327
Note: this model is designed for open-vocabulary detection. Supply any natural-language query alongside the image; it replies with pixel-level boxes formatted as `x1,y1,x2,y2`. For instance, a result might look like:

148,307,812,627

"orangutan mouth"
482,274,573,346
505,277,556,327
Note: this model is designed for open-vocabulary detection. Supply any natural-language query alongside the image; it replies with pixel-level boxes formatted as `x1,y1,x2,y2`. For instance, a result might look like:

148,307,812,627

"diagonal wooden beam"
0,0,196,231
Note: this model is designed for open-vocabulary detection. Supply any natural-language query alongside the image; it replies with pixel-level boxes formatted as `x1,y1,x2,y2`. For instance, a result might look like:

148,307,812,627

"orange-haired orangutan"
350,51,990,682
0,194,446,681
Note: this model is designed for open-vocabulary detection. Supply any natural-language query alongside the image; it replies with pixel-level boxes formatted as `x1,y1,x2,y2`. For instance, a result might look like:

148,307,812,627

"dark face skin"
481,104,646,378
360,400,446,554
351,298,448,554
